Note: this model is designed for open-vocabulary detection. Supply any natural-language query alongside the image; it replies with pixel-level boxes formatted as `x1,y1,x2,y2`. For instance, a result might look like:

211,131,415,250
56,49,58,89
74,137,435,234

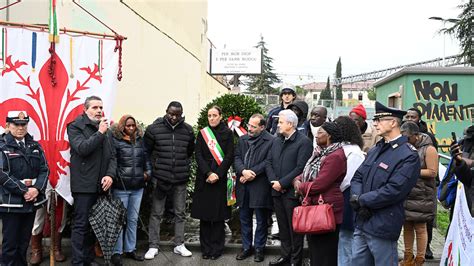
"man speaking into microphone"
67,95,116,265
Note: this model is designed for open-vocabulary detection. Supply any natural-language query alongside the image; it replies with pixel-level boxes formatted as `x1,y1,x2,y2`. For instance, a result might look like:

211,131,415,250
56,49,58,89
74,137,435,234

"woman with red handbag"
293,121,347,266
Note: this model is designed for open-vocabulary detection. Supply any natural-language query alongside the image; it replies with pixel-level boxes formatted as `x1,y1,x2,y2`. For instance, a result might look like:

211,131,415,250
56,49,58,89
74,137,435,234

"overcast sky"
208,0,464,85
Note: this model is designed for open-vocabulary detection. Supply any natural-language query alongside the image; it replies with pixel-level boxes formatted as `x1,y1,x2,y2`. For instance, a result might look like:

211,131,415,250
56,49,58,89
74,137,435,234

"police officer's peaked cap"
373,101,406,120
6,111,30,124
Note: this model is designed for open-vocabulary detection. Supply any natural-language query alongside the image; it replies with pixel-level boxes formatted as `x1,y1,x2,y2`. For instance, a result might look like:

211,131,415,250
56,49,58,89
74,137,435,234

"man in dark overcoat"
234,114,274,262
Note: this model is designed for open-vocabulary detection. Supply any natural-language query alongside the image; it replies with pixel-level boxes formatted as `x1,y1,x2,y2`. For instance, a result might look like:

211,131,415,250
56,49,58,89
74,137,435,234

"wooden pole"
49,190,56,266
0,20,127,40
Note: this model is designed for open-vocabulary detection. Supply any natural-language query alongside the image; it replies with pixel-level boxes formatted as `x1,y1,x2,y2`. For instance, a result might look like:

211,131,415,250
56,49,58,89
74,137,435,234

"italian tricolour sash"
200,126,236,206
200,126,224,165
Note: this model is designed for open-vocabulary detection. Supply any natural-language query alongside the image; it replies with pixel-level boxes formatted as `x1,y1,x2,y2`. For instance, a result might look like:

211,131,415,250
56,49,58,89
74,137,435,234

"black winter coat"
265,131,313,199
234,131,274,209
0,133,48,213
191,122,234,221
144,117,195,185
111,131,151,190
67,114,116,193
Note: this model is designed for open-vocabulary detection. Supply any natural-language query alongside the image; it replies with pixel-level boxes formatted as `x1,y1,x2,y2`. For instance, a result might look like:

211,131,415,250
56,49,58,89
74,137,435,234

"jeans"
239,188,269,250
338,229,353,266
351,228,398,266
148,183,187,247
113,188,144,254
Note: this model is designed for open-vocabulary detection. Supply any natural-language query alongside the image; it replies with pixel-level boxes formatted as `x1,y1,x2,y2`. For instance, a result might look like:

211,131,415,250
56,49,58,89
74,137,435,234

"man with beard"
234,114,274,262
67,96,116,265
144,101,195,260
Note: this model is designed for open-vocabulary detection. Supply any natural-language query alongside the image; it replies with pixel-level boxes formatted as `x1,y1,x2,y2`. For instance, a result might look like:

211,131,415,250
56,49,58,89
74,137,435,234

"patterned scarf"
302,142,342,183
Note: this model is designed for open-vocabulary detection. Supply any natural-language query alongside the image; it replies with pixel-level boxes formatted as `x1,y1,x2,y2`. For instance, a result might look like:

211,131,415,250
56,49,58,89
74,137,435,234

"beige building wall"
2,0,228,125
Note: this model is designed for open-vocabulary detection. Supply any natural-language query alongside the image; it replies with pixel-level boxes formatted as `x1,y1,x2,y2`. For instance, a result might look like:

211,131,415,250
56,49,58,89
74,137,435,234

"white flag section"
440,183,474,266
0,27,119,205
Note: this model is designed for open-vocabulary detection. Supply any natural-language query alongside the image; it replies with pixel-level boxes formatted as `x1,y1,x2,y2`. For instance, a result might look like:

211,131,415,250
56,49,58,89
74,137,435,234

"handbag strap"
301,185,325,205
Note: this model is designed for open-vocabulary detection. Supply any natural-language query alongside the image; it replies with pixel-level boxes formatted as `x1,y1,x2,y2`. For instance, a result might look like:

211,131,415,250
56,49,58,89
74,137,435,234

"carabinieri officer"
0,111,48,266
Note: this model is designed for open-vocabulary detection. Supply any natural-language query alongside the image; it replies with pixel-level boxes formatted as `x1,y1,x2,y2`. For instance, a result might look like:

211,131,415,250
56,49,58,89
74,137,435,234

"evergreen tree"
441,1,473,66
319,76,332,105
335,57,343,101
245,36,281,94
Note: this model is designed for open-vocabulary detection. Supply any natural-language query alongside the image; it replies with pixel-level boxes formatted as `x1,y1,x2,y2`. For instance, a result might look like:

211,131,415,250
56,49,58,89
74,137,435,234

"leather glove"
358,207,373,221
349,194,361,211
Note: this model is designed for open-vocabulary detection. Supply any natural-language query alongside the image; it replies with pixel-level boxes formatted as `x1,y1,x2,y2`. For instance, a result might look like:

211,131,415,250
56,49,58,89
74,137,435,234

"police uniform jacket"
350,135,420,240
0,133,48,213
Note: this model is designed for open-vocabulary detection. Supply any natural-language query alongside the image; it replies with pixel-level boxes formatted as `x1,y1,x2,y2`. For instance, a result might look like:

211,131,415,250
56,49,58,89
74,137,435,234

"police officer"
350,102,421,266
0,111,48,266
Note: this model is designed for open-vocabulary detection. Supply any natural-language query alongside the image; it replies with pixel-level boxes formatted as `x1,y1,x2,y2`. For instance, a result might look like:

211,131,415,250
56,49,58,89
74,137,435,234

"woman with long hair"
110,115,151,265
191,106,234,260
334,116,366,266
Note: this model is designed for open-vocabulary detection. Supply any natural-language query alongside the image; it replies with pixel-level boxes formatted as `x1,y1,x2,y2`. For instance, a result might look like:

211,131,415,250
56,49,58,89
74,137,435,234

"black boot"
111,253,123,266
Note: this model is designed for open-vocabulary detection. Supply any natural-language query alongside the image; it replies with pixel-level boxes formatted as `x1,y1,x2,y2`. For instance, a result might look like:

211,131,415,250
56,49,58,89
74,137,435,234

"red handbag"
292,187,336,234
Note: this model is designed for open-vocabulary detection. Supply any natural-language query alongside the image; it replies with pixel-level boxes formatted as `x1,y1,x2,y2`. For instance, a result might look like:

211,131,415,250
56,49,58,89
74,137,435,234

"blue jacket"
0,133,48,213
351,135,420,240
266,105,284,135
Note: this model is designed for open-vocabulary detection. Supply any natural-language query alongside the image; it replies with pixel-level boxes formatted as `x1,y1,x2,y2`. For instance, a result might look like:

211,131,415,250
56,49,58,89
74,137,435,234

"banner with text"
441,183,474,265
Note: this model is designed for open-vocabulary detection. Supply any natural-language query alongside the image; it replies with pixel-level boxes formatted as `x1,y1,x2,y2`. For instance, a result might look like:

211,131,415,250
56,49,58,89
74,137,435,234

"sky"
207,0,464,85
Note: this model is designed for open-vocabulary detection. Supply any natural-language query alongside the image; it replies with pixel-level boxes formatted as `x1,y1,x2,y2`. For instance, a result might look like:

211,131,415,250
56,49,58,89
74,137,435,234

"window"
358,92,363,101
313,93,318,100
348,92,353,99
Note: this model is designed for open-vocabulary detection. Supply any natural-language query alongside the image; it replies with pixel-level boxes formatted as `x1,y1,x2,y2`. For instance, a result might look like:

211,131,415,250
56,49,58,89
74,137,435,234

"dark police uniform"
350,102,421,266
0,113,48,266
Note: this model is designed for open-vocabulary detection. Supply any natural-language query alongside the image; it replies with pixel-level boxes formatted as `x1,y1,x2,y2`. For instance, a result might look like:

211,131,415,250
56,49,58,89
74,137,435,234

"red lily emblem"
1,53,102,188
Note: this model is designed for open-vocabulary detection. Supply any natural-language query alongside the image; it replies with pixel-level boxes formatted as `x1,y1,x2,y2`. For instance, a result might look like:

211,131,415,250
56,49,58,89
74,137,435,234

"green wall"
376,72,474,153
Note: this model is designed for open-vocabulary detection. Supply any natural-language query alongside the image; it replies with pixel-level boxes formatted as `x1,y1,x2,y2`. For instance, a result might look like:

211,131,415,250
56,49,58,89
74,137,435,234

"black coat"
111,132,151,190
144,117,195,185
0,133,48,213
67,113,116,193
234,131,274,209
191,122,234,221
265,131,313,199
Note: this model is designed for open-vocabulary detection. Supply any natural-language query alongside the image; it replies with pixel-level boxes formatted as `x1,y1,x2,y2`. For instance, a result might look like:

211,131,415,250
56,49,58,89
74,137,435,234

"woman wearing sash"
191,105,234,260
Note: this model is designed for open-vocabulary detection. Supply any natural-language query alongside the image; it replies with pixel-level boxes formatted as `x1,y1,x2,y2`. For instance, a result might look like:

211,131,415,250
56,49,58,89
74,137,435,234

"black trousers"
71,193,98,265
273,196,304,265
199,220,225,257
1,212,36,266
307,225,340,266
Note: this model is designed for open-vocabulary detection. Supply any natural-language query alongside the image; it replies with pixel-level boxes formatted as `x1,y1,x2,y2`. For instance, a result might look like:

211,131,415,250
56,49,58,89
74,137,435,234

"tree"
442,1,473,66
367,87,377,101
335,57,343,101
319,76,332,106
245,36,281,94
295,85,307,98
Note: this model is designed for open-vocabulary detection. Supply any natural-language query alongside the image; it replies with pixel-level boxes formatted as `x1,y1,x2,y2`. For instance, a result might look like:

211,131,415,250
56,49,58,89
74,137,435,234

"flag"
0,26,119,217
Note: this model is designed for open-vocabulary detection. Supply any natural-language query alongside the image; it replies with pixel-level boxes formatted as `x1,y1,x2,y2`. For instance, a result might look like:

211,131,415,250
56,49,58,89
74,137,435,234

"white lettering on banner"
441,183,474,265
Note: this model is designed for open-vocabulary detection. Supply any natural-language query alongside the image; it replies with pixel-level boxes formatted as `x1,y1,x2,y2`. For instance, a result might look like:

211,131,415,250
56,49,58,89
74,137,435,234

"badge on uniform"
379,162,389,170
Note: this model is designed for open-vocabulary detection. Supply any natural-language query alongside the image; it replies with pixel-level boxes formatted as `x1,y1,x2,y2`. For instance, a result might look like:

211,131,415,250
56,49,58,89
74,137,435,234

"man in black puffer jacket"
143,101,195,259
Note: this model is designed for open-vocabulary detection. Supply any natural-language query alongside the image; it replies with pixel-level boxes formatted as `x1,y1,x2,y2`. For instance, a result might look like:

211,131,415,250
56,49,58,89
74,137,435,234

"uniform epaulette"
406,143,417,151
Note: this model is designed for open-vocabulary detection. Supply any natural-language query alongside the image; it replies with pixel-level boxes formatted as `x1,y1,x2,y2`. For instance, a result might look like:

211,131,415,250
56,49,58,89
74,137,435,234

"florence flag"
0,26,119,206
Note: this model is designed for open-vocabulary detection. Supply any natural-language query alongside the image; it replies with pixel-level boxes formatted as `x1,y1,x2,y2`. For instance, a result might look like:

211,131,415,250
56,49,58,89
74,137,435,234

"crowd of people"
0,85,471,266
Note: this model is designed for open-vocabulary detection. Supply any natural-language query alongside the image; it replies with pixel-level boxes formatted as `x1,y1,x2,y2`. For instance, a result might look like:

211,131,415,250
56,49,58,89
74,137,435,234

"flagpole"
0,20,127,40
50,190,56,266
